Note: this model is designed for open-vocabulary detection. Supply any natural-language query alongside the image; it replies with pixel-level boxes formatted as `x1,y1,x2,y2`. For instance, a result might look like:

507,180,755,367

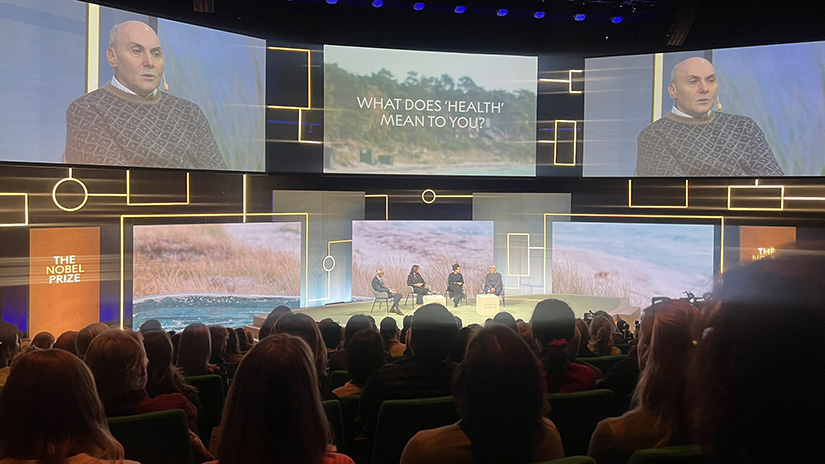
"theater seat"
371,395,459,464
107,409,193,464
184,374,225,445
546,389,613,456
627,445,708,464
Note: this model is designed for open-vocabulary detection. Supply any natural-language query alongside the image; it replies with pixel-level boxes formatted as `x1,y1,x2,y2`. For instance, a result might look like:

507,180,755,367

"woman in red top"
530,299,596,393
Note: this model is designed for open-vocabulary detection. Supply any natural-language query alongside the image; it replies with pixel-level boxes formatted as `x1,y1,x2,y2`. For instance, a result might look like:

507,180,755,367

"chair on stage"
481,282,505,307
371,291,392,314
404,286,415,306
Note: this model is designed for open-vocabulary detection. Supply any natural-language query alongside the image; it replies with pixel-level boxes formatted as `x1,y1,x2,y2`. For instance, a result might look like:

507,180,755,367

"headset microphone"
162,74,169,92
716,95,722,111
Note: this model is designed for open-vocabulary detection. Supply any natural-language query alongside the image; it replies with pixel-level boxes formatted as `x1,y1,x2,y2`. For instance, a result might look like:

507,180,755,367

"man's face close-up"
108,22,164,97
669,58,718,118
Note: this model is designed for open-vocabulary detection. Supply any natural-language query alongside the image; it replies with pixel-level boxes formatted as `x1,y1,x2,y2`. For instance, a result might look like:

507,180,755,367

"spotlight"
533,11,545,19
326,0,337,3
574,13,586,21
413,2,425,10
496,8,508,16
454,5,466,14
610,16,623,23
372,0,383,7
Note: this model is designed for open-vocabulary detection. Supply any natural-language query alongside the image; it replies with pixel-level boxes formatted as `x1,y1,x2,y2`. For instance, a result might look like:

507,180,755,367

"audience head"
0,349,125,463
258,313,280,340
453,325,549,464
209,324,230,363
143,329,194,397
448,324,482,364
346,330,387,387
318,318,343,351
176,322,212,376
0,321,21,366
588,314,617,354
235,327,253,352
76,322,109,358
85,329,147,403
217,333,331,464
225,327,240,356
269,305,292,319
689,251,825,463
379,316,400,347
53,330,79,356
274,312,328,377
138,318,163,333
530,299,575,376
409,303,459,362
574,318,590,355
343,314,373,349
492,311,518,332
31,331,55,350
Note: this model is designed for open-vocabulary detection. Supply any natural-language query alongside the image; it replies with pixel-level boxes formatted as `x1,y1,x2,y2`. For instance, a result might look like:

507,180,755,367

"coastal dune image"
132,222,301,330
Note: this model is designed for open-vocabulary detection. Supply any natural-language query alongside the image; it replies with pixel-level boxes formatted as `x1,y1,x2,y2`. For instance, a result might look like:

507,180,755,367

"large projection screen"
324,45,538,177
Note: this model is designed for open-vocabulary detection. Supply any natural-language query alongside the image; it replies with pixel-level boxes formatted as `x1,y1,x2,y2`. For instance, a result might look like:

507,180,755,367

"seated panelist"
447,263,465,308
407,264,429,305
483,264,503,296
372,268,404,315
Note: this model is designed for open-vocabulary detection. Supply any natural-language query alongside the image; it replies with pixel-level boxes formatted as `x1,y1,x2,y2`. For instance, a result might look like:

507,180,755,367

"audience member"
53,330,80,356
224,328,244,366
587,315,622,356
143,330,200,402
139,319,163,334
400,315,413,344
0,349,139,464
328,315,373,371
593,310,627,345
319,318,343,356
235,327,253,353
574,318,593,358
177,322,223,377
401,325,564,464
209,334,355,464
530,299,596,393
208,325,230,365
0,321,20,387
76,322,109,359
491,311,518,332
379,316,406,357
688,251,825,463
274,313,329,378
333,329,387,397
588,299,698,464
359,303,459,437
30,331,55,350
448,324,481,364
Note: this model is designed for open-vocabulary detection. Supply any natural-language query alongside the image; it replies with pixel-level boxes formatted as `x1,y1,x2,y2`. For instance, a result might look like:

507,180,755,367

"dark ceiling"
98,0,825,56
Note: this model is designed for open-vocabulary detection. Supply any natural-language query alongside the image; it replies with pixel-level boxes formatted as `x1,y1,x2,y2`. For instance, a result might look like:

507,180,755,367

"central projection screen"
323,45,538,177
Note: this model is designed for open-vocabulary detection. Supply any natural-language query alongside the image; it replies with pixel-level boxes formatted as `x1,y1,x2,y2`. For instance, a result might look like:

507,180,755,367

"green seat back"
533,457,597,464
371,395,459,464
322,399,347,453
326,370,351,391
627,445,707,464
547,389,613,456
184,374,225,444
107,409,193,464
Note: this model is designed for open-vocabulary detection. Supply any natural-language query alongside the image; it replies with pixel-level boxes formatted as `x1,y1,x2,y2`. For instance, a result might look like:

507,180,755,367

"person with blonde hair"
209,333,354,464
0,349,139,464
588,299,699,464
587,315,622,356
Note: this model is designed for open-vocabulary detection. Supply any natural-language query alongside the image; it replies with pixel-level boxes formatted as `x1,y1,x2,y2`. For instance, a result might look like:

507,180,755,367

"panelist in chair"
407,264,430,305
447,263,465,308
483,264,503,296
373,268,404,315
63,20,226,170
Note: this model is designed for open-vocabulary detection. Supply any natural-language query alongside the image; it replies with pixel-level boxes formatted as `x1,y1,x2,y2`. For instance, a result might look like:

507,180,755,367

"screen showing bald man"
63,21,226,170
635,57,783,176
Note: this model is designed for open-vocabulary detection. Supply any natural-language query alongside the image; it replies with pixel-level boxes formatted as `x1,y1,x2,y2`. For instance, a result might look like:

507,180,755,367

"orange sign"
29,227,100,337
739,226,796,264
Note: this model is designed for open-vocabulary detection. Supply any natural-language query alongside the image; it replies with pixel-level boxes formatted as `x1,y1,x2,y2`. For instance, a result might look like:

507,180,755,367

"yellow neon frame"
306,239,353,303
266,47,312,110
365,194,389,220
86,4,100,94
126,171,191,206
552,120,577,166
0,193,29,227
506,233,531,277
727,185,785,211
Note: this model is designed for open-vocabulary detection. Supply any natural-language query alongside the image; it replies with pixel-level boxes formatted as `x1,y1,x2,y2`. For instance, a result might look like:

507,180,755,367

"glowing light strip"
0,193,29,227
628,179,689,209
568,70,583,94
542,212,726,293
126,171,191,206
266,47,312,110
243,174,248,223
785,196,825,201
726,185,785,211
539,78,569,83
506,233,531,277
652,53,664,122
553,120,578,166
86,4,100,94
298,109,323,145
365,194,389,220
52,177,89,212
120,212,310,328
308,239,354,303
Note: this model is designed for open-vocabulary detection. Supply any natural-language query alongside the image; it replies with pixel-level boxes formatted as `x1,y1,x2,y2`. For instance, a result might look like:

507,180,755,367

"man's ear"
667,83,677,100
107,47,117,67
